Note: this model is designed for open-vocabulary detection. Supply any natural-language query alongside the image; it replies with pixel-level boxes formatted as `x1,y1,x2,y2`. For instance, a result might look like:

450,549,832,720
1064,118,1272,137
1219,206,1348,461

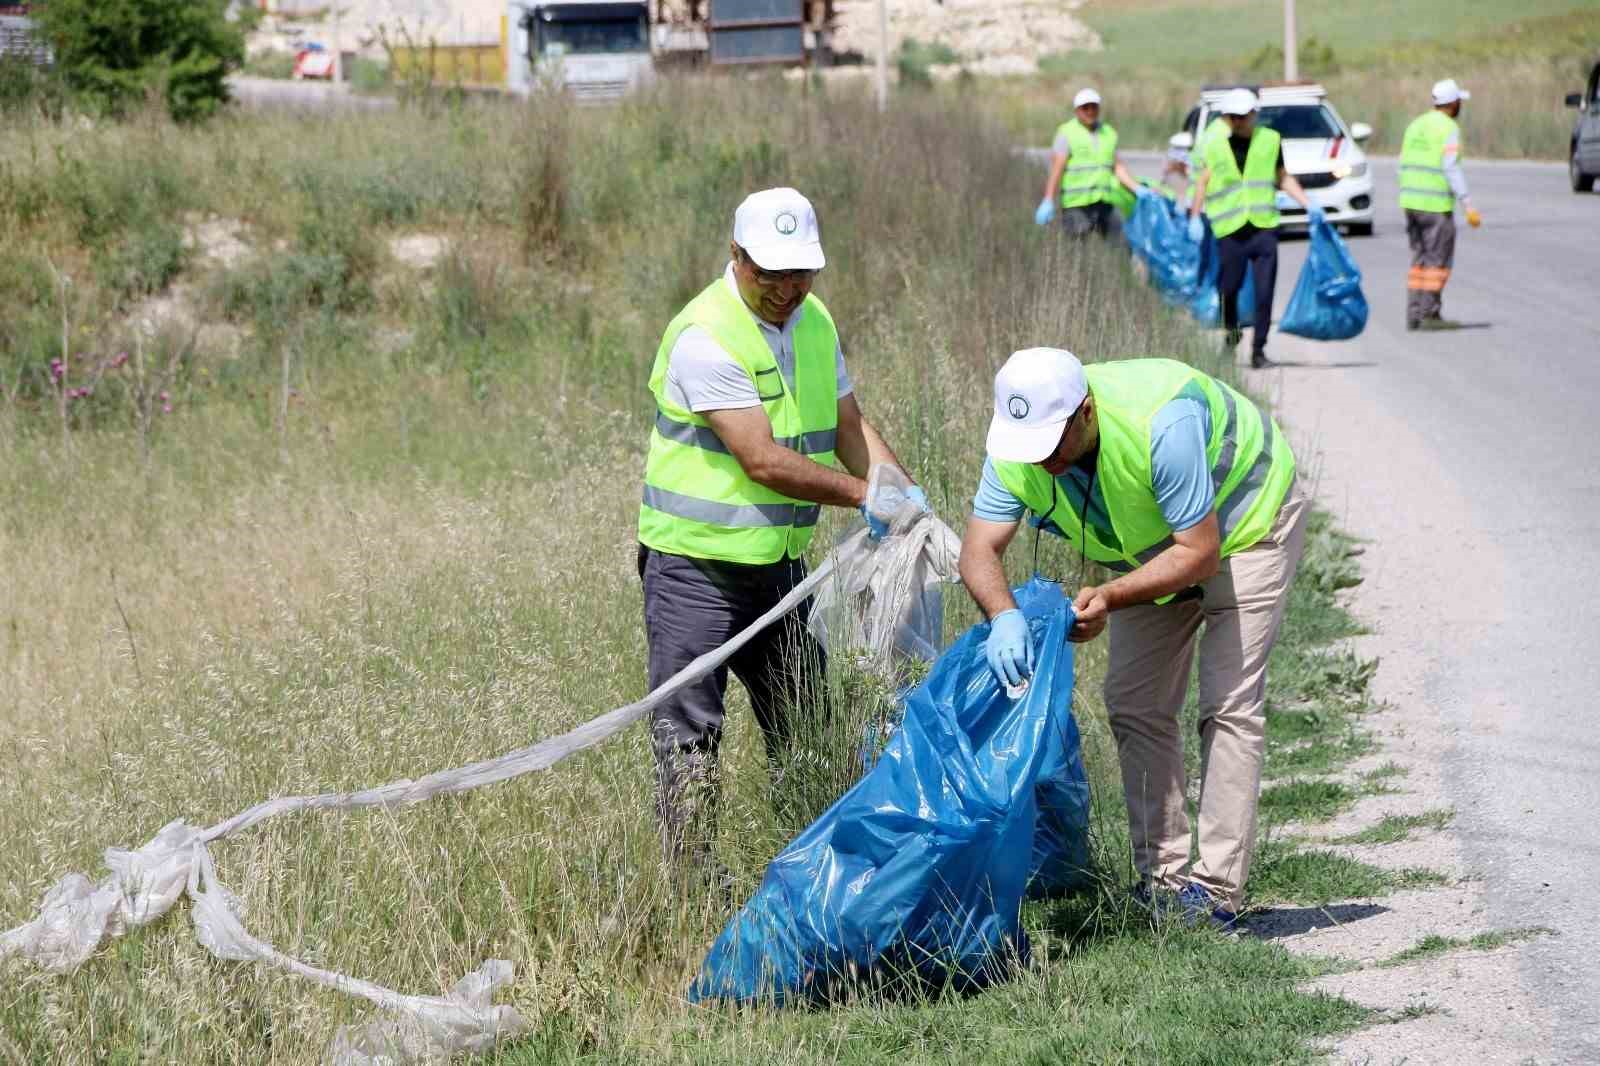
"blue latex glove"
1306,203,1326,223
905,485,930,513
1186,214,1204,243
985,609,1034,689
1034,197,1057,226
860,504,889,541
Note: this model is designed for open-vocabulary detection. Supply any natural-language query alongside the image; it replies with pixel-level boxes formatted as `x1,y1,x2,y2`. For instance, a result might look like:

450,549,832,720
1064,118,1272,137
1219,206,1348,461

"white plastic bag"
808,465,962,668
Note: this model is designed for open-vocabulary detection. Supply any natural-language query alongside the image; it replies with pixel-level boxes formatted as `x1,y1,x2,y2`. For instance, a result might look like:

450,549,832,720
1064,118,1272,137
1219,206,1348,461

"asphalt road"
1170,156,1600,1060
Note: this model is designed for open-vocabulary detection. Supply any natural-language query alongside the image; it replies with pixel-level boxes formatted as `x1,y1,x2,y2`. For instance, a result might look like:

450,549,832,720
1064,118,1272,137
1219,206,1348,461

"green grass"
1260,779,1360,826
1379,927,1554,968
1250,843,1450,907
1336,808,1455,846
0,84,1429,1063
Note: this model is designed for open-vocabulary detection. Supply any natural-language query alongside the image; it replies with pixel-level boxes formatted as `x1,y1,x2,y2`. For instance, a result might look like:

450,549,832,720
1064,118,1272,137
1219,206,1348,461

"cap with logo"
1431,78,1470,106
1218,87,1259,116
732,187,825,272
985,348,1089,464
1073,87,1102,109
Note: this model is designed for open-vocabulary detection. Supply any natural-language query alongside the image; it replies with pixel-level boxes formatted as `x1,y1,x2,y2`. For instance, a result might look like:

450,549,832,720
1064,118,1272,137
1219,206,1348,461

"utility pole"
875,0,888,113
332,4,344,83
1283,0,1297,81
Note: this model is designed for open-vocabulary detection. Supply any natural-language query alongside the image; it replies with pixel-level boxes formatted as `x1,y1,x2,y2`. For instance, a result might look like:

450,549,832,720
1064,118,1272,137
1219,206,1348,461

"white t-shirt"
662,264,853,413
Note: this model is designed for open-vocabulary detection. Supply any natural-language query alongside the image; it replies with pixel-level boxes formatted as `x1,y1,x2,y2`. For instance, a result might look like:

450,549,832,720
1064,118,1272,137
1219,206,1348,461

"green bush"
32,0,248,122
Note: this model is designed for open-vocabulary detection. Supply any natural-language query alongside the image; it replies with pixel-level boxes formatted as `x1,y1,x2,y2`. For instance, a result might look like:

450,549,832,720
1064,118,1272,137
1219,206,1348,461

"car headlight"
1337,162,1369,179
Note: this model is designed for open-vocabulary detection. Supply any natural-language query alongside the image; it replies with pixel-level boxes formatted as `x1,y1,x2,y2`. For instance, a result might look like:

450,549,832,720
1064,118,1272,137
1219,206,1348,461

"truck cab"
1177,83,1377,236
506,1,654,102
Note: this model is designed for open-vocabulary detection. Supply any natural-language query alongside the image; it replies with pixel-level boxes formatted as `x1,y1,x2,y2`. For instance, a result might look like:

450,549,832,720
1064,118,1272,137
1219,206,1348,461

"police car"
1174,83,1377,236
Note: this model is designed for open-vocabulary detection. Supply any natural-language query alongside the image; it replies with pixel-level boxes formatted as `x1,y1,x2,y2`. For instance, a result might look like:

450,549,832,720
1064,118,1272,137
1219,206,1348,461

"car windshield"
538,16,647,56
1257,104,1342,139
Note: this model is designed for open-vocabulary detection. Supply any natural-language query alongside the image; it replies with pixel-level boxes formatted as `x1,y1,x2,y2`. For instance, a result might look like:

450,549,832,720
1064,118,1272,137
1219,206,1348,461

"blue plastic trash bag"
1279,214,1368,340
1128,201,1254,329
689,578,1091,1006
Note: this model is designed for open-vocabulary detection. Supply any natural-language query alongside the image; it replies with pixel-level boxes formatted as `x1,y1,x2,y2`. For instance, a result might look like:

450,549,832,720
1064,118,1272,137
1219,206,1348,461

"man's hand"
1071,586,1110,643
985,609,1034,687
1034,197,1057,226
1187,214,1205,243
1466,207,1482,228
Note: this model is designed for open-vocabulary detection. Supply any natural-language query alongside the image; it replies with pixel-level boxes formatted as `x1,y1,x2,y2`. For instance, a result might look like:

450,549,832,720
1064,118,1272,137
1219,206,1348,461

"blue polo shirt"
973,395,1215,548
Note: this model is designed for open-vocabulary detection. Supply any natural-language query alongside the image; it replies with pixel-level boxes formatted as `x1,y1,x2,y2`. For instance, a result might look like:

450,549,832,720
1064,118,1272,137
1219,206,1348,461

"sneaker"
1224,328,1244,348
1406,318,1421,331
1249,351,1278,369
1131,880,1180,920
1177,882,1240,930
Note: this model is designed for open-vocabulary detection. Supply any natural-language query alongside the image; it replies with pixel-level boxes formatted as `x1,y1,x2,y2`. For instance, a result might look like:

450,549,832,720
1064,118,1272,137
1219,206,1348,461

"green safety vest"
991,359,1296,576
638,278,840,565
1057,119,1120,209
1398,109,1458,214
1202,125,1282,238
1187,117,1230,205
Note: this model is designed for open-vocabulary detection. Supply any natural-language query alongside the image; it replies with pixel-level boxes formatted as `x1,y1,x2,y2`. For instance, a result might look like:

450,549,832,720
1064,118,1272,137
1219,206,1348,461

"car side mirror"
1566,92,1584,108
1349,122,1372,141
1169,131,1194,150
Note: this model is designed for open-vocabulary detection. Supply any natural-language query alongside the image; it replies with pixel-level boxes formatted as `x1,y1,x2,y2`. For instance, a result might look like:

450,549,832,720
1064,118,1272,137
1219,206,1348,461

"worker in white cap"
1189,88,1317,368
1399,78,1481,330
958,348,1306,927
1035,87,1149,238
637,187,926,876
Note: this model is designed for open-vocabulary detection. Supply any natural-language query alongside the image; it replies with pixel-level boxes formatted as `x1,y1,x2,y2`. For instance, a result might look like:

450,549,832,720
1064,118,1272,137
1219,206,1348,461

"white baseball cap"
985,348,1089,464
1219,87,1259,116
1431,78,1470,105
1073,87,1102,109
732,187,825,272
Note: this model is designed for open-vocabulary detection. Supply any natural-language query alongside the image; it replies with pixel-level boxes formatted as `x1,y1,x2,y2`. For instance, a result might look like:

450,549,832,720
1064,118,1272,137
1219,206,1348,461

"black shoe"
1250,351,1277,369
1406,318,1421,331
1224,328,1244,348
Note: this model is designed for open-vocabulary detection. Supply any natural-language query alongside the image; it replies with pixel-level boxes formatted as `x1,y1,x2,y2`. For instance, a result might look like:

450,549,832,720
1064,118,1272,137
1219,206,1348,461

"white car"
1176,83,1376,236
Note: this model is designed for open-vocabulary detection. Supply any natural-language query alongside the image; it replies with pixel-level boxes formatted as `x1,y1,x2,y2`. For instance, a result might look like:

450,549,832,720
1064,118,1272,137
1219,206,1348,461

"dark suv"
1566,59,1600,192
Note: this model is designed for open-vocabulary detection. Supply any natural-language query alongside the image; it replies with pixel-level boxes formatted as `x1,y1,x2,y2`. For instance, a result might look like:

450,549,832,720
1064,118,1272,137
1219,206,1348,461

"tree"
33,0,248,122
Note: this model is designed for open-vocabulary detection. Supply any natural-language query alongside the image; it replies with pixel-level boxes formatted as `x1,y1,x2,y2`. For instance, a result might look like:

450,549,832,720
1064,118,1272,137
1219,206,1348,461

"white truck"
1176,83,1377,236
505,2,655,102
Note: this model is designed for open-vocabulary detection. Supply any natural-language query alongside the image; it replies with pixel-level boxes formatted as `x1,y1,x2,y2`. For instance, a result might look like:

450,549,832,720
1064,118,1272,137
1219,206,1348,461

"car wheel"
1346,222,1374,237
1573,148,1597,193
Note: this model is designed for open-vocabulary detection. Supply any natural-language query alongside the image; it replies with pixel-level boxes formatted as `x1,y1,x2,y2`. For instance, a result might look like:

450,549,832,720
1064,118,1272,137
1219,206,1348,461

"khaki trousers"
1104,486,1309,911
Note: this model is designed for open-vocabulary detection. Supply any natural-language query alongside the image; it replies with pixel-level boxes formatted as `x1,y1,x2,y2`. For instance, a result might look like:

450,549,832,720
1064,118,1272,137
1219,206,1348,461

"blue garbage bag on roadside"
689,578,1091,1006
1279,214,1368,340
1126,199,1252,329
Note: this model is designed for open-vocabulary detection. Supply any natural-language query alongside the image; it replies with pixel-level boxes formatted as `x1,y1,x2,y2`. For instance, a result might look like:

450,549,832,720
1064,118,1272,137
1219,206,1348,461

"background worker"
1189,88,1317,369
1399,78,1482,330
637,187,926,873
958,348,1306,927
1035,87,1149,238
1158,134,1192,206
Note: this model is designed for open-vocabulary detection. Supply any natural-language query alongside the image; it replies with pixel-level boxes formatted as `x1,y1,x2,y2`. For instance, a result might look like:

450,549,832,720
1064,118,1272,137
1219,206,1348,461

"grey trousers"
638,545,824,864
1405,209,1456,323
1061,201,1123,239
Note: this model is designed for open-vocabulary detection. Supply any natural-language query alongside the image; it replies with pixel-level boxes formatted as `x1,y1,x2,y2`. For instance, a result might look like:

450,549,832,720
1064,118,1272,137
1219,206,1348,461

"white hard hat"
986,348,1089,464
1431,78,1470,105
1073,87,1102,109
732,187,825,272
1219,88,1259,116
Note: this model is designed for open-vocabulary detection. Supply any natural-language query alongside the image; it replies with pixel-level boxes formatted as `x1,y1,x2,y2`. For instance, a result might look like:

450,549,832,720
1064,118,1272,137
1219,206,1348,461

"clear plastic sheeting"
2,465,956,1062
808,465,962,668
692,577,1091,1006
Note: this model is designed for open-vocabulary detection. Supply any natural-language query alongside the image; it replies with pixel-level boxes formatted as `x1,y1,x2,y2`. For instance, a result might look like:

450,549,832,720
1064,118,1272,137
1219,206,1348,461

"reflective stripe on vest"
1398,110,1457,214
1058,119,1120,209
1203,126,1282,238
638,278,840,565
990,359,1296,576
